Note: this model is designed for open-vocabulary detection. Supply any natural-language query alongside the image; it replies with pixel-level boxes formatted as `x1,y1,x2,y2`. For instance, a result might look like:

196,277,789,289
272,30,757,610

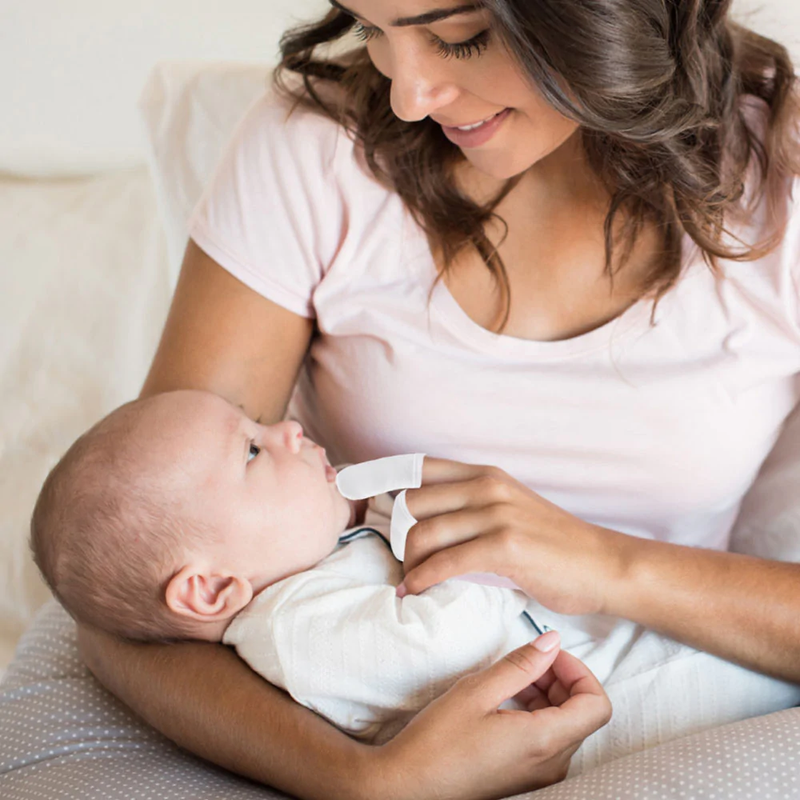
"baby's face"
148,391,352,591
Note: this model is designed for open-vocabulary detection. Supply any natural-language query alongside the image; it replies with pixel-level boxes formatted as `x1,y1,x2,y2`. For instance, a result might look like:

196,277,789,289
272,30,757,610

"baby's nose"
279,420,304,453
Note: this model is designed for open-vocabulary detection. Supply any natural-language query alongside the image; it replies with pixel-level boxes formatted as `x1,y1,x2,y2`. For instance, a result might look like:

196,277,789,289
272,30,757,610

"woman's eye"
350,19,490,61
352,21,381,43
248,443,260,463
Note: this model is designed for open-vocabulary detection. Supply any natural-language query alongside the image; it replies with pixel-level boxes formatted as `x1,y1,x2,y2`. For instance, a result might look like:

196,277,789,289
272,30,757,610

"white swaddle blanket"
224,455,800,771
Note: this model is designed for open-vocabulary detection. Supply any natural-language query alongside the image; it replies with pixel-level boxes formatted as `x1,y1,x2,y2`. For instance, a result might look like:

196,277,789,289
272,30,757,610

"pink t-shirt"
189,88,800,553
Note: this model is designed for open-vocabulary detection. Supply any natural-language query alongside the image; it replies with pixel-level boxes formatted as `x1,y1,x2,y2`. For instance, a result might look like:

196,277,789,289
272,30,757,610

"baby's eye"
248,443,260,462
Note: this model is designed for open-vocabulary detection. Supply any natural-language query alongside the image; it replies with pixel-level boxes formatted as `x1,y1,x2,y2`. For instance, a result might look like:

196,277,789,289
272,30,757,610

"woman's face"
333,0,580,180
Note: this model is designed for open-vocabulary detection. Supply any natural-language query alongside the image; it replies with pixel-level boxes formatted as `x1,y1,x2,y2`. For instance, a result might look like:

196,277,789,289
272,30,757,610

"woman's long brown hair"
274,0,800,331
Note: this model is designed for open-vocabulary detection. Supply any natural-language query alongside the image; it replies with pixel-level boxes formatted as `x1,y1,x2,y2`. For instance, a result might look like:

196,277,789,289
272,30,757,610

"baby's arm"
225,537,528,740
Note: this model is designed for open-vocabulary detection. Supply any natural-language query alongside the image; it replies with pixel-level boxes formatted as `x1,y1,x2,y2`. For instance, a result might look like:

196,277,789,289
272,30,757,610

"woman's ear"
165,565,254,623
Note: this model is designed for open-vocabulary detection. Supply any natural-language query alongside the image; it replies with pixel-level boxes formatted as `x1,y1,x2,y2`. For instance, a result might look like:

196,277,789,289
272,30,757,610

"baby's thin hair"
30,399,204,642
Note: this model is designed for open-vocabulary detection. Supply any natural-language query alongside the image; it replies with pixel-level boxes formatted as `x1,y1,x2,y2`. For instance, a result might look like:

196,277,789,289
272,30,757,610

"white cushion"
0,168,171,673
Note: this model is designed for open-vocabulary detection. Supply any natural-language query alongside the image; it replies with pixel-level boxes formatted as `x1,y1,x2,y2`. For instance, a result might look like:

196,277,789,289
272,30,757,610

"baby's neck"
186,617,232,643
348,498,368,528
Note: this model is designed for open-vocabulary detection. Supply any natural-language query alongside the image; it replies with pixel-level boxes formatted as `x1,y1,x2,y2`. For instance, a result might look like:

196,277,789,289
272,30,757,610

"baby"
30,390,539,740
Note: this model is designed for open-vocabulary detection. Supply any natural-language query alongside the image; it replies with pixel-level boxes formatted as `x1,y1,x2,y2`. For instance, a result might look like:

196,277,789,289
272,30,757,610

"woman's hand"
377,632,611,800
399,458,634,616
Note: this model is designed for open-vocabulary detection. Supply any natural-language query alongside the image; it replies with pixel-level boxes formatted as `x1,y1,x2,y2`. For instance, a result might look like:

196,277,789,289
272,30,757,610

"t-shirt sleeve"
188,89,346,318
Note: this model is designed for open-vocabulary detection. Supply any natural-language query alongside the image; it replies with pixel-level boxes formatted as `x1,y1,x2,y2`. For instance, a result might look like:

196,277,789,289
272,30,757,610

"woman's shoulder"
231,79,384,194
228,83,339,169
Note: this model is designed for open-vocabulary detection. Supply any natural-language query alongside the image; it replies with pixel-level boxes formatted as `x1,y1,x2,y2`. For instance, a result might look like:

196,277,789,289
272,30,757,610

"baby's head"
30,390,352,642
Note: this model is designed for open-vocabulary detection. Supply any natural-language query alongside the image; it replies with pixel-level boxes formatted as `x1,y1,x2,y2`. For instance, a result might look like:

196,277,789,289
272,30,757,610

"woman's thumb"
469,631,561,710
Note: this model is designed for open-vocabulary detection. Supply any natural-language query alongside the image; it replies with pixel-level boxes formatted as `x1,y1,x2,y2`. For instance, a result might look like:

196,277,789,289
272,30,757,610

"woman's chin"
467,152,535,182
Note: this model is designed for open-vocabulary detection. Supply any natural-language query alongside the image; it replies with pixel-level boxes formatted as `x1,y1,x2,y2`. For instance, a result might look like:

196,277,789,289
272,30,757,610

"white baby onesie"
222,489,533,743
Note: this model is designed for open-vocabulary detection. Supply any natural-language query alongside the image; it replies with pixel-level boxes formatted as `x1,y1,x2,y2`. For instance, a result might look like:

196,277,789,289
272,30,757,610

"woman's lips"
439,108,512,148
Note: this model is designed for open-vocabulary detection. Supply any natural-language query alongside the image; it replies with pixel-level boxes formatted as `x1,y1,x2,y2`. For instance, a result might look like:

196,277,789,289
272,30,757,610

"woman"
79,0,800,796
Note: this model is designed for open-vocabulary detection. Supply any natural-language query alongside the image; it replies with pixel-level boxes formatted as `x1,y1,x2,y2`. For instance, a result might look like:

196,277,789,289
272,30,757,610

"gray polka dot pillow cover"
1,601,799,799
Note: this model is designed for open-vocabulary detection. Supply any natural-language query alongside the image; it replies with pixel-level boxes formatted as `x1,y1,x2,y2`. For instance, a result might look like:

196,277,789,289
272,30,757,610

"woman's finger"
534,650,606,710
533,666,558,694
498,652,610,743
404,480,480,520
405,471,520,520
527,651,612,744
400,534,512,595
513,682,550,711
518,653,597,711
526,692,555,712
462,632,562,712
513,683,541,705
543,678,572,708
536,688,613,748
402,506,501,572
550,648,607,698
419,456,493,485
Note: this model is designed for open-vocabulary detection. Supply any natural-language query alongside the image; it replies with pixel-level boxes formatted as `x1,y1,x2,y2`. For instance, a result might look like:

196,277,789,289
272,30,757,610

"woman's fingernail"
533,630,560,653
396,582,407,598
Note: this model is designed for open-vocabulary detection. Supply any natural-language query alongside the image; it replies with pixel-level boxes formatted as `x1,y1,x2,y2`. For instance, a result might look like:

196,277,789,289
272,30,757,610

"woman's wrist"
588,523,643,618
347,741,407,800
293,737,387,800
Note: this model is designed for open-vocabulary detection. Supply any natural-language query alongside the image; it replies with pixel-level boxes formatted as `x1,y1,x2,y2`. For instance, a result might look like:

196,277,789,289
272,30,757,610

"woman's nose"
388,51,460,122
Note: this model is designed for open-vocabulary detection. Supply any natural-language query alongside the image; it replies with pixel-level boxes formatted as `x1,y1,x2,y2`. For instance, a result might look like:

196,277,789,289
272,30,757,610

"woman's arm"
140,241,312,423
77,626,372,800
606,536,800,681
399,459,800,683
78,242,611,800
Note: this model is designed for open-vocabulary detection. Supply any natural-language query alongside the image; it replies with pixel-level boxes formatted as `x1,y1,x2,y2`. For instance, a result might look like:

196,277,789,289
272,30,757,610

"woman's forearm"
77,627,376,800
607,533,800,682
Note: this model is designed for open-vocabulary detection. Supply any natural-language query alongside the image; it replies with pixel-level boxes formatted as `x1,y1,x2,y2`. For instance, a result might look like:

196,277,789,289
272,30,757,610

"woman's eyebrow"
329,0,481,27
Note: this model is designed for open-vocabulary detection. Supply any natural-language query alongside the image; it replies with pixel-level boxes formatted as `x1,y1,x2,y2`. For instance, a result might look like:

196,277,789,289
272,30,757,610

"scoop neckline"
405,214,697,361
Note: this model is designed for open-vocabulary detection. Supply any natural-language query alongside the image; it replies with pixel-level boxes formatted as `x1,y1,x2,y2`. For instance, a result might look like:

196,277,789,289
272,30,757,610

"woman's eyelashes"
351,21,490,60
247,442,260,463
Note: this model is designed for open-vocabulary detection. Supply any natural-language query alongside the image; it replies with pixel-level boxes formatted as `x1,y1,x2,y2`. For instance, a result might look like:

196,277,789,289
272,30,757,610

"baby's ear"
165,566,253,623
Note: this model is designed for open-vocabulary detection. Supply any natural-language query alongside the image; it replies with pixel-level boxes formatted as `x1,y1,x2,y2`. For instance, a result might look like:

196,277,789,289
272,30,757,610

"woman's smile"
438,107,513,148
